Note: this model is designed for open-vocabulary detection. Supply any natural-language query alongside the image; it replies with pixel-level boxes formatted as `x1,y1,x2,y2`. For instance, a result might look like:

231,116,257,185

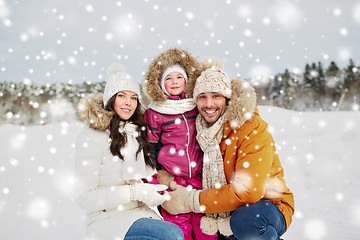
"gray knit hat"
103,63,140,107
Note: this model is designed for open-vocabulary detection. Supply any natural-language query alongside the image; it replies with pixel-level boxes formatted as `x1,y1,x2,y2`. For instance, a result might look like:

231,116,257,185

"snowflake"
304,219,327,239
2,187,10,195
26,197,52,220
243,162,249,168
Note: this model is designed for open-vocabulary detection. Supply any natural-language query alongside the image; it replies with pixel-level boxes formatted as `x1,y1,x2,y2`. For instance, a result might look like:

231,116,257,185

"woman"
74,63,184,240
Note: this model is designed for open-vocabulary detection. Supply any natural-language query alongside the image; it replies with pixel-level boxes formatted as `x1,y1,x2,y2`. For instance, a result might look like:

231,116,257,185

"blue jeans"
124,218,184,240
229,200,287,240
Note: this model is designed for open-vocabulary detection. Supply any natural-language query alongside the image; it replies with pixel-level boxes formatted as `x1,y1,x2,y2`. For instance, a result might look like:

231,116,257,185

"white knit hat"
193,66,232,99
159,63,188,95
103,63,140,107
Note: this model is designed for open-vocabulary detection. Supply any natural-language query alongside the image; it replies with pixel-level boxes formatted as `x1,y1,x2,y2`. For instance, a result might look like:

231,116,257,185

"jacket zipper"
181,113,192,179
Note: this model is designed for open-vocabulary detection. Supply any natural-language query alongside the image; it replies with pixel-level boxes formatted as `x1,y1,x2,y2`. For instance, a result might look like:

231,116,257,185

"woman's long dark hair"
105,94,154,168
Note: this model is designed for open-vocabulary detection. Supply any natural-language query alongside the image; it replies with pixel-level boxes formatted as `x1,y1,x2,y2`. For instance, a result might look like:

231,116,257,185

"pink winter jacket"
144,94,203,188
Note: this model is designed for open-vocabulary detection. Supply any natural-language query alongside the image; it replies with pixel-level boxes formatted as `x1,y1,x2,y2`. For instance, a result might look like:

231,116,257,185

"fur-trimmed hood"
143,48,203,104
77,94,113,131
225,78,257,130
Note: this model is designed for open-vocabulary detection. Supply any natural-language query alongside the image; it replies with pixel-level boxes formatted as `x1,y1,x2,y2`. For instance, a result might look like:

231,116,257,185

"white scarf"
196,111,233,236
148,98,196,115
119,123,155,181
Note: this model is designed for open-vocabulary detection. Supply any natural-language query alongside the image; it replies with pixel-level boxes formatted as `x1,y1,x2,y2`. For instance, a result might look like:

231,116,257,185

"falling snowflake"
304,219,327,239
26,197,52,220
169,148,176,154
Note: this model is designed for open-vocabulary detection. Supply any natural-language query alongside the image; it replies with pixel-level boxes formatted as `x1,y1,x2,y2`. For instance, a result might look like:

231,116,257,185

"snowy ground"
1,106,360,240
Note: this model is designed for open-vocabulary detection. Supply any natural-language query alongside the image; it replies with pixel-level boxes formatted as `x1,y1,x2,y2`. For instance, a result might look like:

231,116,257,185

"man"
160,66,294,240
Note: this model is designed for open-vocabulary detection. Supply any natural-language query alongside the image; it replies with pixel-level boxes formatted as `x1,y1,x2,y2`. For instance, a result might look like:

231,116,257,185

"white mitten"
130,183,168,207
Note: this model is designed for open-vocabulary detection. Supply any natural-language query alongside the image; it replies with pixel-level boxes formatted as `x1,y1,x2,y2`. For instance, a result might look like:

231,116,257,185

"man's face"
196,92,227,126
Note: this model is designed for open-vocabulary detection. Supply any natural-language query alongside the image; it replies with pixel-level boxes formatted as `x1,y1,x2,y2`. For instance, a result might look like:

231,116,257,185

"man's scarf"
196,111,233,236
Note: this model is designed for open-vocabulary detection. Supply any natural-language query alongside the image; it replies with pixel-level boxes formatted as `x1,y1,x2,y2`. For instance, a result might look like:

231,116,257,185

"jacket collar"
77,94,113,130
224,78,257,130
143,48,203,104
166,92,186,100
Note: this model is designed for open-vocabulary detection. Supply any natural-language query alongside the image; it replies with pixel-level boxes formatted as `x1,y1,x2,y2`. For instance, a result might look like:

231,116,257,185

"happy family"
74,48,295,240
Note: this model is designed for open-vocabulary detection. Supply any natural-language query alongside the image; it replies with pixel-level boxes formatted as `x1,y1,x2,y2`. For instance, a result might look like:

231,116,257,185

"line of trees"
255,59,360,111
0,82,105,125
0,59,359,125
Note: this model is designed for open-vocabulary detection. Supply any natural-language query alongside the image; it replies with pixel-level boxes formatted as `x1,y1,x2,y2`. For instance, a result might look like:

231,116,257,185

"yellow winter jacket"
199,79,295,229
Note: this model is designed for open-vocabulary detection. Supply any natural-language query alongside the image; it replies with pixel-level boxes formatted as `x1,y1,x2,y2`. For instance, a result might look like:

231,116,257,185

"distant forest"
1,59,359,125
255,59,360,112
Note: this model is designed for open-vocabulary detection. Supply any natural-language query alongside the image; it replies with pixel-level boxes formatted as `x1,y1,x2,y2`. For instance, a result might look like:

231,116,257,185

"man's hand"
161,182,203,215
156,170,175,187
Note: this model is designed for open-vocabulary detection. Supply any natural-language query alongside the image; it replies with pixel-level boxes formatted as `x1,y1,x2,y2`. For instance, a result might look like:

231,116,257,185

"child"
143,48,217,240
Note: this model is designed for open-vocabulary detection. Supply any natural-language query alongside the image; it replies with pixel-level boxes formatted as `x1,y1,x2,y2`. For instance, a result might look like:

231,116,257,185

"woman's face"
113,90,138,120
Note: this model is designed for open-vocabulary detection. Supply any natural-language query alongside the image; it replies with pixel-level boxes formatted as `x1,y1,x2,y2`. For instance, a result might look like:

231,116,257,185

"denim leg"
124,218,184,240
229,200,287,240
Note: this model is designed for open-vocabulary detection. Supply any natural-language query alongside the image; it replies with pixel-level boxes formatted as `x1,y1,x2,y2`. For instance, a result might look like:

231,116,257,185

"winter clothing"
162,182,202,214
160,63,188,96
196,107,232,236
157,169,175,187
143,48,217,240
198,76,294,236
148,97,196,115
193,66,232,99
229,200,287,239
162,72,294,239
143,48,204,180
131,183,168,207
124,218,184,240
75,94,166,240
143,48,204,104
103,63,141,107
145,101,202,178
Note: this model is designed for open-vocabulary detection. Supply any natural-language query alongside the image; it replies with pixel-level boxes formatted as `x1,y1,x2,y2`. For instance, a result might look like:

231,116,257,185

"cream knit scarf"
196,112,233,236
148,98,196,115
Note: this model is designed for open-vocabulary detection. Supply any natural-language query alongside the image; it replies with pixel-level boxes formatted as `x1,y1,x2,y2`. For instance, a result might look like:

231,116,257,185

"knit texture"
103,63,140,107
193,66,232,99
196,111,233,236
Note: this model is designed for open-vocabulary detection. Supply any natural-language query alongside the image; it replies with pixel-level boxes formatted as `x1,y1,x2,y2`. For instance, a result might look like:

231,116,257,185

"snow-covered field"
1,106,360,240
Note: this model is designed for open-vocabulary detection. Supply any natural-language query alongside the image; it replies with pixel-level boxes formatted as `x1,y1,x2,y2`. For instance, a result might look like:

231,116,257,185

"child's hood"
143,48,203,104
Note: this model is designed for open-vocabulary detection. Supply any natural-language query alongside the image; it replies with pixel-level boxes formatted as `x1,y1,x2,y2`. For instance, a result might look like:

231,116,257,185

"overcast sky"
1,0,360,85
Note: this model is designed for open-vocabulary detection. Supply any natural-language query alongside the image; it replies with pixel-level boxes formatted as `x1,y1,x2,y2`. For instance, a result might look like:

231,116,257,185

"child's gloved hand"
131,183,168,207
156,170,175,187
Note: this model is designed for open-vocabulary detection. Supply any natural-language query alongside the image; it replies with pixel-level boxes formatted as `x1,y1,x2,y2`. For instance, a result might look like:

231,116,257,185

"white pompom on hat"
159,63,188,95
103,63,140,107
193,66,232,99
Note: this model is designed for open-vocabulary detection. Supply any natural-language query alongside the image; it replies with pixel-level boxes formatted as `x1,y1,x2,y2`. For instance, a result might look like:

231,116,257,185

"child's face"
164,72,186,96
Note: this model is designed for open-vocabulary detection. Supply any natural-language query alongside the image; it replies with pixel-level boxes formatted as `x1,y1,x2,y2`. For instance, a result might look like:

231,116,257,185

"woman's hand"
130,183,168,207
